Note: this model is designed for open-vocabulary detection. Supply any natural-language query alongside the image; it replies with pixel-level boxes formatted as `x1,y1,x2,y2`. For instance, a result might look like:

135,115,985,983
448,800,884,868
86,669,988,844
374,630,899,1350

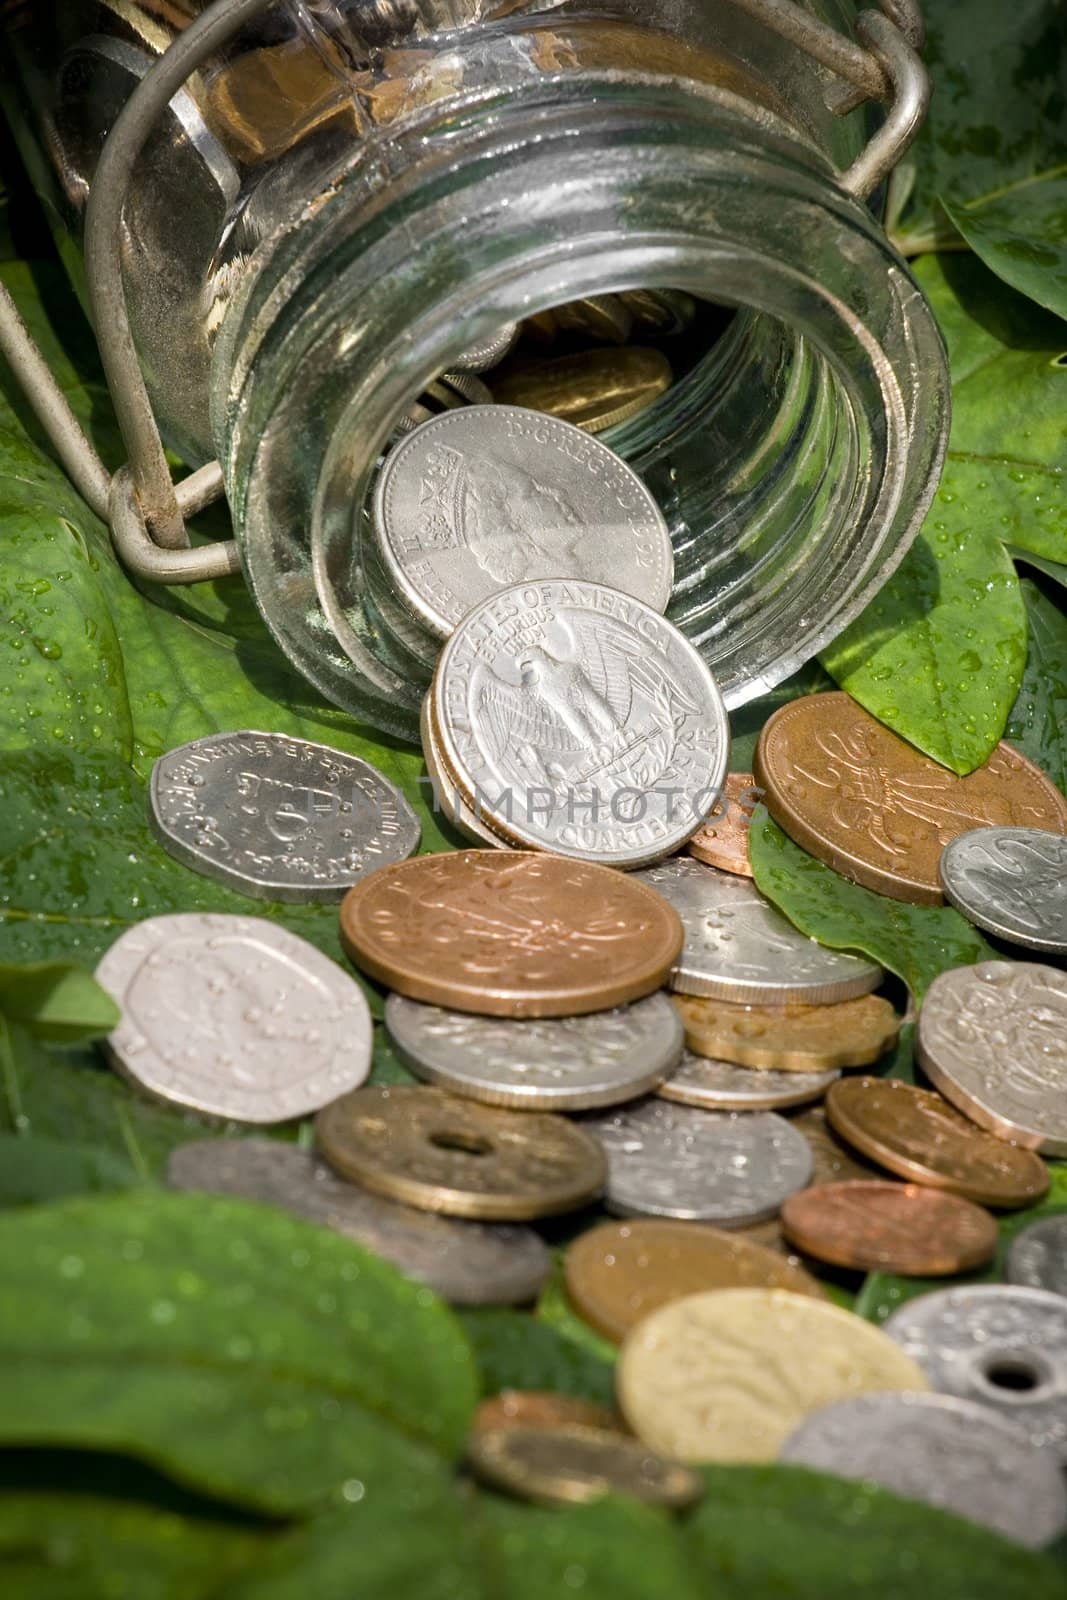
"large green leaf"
478,1496,703,1600
1006,578,1067,790
0,961,118,1042
457,1308,616,1409
945,186,1067,325
0,1133,139,1205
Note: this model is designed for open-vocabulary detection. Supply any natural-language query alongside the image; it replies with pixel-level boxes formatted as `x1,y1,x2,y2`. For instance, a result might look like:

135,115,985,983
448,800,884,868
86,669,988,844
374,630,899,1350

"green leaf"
945,184,1067,325
478,1496,703,1600
1006,579,1067,790
536,1263,619,1366
456,1308,616,1409
0,961,118,1042
1007,545,1067,590
0,1133,138,1205
727,659,836,773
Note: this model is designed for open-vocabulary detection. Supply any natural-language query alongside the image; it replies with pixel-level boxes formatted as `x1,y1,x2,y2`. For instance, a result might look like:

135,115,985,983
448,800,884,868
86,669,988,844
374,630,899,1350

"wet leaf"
456,1307,616,1408
1007,546,1067,591
478,1496,703,1600
945,186,1067,325
1005,579,1067,790
0,1133,139,1205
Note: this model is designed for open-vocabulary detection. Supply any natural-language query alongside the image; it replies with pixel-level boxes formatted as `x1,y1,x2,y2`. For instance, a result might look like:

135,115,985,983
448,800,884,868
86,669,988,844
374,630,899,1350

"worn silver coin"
167,1139,550,1306
578,1099,813,1225
884,1285,1067,1460
385,991,684,1112
917,960,1067,1156
419,694,508,850
433,579,729,869
939,827,1067,954
658,1049,839,1113
150,731,420,902
1006,1217,1067,1299
632,857,882,1002
779,1392,1067,1549
96,914,372,1123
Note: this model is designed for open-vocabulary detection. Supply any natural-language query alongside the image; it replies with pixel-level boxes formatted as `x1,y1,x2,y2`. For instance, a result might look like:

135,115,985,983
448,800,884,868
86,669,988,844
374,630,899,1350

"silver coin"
917,960,1067,1156
1006,1217,1067,1299
419,694,509,850
779,1392,1067,1549
658,1049,839,1112
385,991,683,1112
96,914,372,1123
167,1138,550,1306
578,1098,813,1225
453,323,520,373
939,827,1067,954
374,407,673,640
632,857,882,1003
149,731,420,903
883,1285,1067,1460
433,579,728,869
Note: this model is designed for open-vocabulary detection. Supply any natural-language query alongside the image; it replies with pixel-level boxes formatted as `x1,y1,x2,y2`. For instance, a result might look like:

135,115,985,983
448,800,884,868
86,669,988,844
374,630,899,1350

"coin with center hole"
658,1049,839,1112
472,1392,622,1436
686,773,761,877
939,826,1067,953
1006,1216,1067,1299
780,1180,998,1276
467,1424,704,1510
674,991,900,1072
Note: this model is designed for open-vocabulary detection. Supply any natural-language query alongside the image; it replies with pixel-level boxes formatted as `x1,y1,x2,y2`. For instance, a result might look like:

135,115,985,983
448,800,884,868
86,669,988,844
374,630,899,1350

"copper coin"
316,1085,606,1221
791,1105,884,1188
339,852,683,1018
825,1077,1050,1210
754,694,1067,905
472,1391,622,1436
780,1180,998,1276
687,773,761,877
467,1424,704,1510
564,1219,825,1343
674,992,901,1072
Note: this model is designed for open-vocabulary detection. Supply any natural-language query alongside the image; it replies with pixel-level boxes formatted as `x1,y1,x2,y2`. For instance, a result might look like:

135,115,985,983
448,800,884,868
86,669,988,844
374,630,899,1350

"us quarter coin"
658,1050,839,1113
939,827,1067,953
1006,1217,1067,1299
419,695,507,850
779,1392,1067,1549
167,1139,551,1306
578,1099,813,1225
917,960,1067,1155
384,991,683,1112
150,731,420,902
373,407,673,639
95,914,373,1122
632,857,882,1002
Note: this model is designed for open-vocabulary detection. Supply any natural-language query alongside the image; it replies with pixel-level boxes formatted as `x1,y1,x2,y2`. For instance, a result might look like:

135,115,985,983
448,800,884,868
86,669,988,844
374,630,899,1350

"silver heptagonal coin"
633,857,882,1003
96,914,372,1123
658,1050,839,1113
150,730,421,902
373,405,673,639
939,827,1067,954
1006,1216,1067,1300
579,1098,813,1225
167,1139,550,1306
385,991,684,1111
779,1391,1067,1549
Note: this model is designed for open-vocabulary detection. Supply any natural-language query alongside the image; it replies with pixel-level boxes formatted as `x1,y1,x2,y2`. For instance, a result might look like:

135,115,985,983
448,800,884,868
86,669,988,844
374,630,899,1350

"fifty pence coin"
373,407,673,639
167,1139,551,1306
467,1424,704,1511
780,1180,998,1277
95,914,372,1123
384,991,683,1112
658,1050,839,1113
917,960,1067,1155
779,1393,1067,1550
674,992,901,1072
1006,1217,1067,1298
632,858,881,1003
939,827,1067,953
579,1099,813,1225
149,731,420,903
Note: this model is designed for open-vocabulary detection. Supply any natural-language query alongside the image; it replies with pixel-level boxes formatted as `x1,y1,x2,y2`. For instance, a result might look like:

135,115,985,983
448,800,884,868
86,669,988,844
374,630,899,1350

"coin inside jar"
472,1392,623,1436
492,347,673,433
686,773,761,877
467,1424,704,1510
780,1180,998,1276
674,992,901,1072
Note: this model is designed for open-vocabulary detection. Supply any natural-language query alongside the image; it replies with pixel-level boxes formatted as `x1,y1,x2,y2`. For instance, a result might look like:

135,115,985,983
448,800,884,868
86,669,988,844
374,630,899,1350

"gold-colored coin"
553,294,634,345
616,1289,929,1463
618,288,697,336
472,1391,623,1436
493,348,672,434
565,1219,825,1344
674,992,901,1071
316,1086,606,1221
467,1424,704,1510
791,1105,884,1187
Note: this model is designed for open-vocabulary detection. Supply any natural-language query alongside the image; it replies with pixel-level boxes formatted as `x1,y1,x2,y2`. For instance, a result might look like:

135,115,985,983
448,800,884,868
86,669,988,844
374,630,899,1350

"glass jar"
1,1,949,742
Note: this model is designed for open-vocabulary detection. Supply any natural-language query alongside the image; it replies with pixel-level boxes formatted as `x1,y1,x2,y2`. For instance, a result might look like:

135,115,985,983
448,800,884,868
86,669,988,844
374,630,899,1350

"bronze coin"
339,851,682,1018
674,992,901,1072
780,1180,999,1276
473,1391,622,1436
754,694,1067,906
790,1105,884,1187
467,1424,704,1510
687,773,762,877
564,1218,825,1343
825,1077,1050,1210
492,347,672,433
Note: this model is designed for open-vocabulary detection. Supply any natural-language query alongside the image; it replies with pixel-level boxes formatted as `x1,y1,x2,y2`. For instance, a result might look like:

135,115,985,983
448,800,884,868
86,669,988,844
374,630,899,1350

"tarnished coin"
674,991,900,1071
493,348,673,433
472,1392,622,1436
618,288,697,336
780,1180,998,1276
420,694,508,849
939,827,1067,953
579,1099,813,1225
339,852,683,1017
167,1139,550,1306
373,407,672,640
467,1424,704,1510
779,1393,1067,1550
658,1050,839,1112
552,294,634,344
633,858,881,1003
565,1219,825,1343
316,1085,606,1220
384,991,683,1112
1006,1217,1067,1298
433,581,728,870
793,1105,885,1187
884,1285,1067,1459
149,731,420,902
95,914,372,1123
825,1077,1050,1209
917,960,1067,1156
454,322,520,373
686,773,761,877
755,694,1067,905
617,1290,929,1462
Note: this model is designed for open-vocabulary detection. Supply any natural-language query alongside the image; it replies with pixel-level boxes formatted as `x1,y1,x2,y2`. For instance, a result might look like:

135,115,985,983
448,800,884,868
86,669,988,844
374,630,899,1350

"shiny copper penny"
674,992,901,1072
472,1391,622,1436
826,1077,1050,1210
687,773,761,877
467,1424,704,1510
780,1180,998,1276
791,1105,885,1188
755,694,1067,906
339,852,683,1018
